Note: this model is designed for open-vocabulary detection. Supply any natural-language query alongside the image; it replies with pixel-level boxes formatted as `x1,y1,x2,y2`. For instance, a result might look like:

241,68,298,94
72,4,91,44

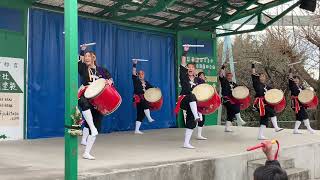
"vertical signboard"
176,30,218,128
0,57,24,140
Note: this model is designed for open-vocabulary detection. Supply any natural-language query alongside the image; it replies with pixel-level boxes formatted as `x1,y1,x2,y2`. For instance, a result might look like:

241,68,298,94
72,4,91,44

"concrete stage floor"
0,126,319,180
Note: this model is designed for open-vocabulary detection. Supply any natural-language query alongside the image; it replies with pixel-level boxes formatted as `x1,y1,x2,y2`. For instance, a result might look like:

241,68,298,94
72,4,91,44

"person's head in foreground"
253,141,288,180
254,165,288,180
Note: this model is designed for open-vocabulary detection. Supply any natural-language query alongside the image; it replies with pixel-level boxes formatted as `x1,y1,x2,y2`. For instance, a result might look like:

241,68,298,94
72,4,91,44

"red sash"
223,96,236,104
291,96,300,114
174,95,186,114
254,97,265,116
133,94,144,107
77,86,87,99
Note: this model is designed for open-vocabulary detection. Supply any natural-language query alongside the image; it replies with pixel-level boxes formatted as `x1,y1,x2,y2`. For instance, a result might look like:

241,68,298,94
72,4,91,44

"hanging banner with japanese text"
185,55,217,85
0,57,24,140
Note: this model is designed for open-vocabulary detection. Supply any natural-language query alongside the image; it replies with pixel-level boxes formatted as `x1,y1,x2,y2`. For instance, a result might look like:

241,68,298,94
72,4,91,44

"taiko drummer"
289,67,315,134
251,63,283,140
219,63,246,132
132,60,156,134
78,45,113,160
174,45,203,149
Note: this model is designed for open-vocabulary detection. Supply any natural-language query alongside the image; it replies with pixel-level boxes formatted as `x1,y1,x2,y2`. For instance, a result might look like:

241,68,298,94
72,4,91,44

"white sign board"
0,57,24,140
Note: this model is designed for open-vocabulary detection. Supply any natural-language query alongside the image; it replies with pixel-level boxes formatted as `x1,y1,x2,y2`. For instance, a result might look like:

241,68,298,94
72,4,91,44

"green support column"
213,30,222,125
64,0,78,179
212,30,218,75
176,32,184,128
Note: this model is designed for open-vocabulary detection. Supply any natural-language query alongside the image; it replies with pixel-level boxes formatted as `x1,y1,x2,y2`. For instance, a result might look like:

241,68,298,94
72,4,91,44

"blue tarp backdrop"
28,9,176,139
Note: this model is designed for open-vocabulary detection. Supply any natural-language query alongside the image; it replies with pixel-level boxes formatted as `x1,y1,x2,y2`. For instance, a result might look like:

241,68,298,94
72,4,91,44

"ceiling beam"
136,0,151,11
190,3,222,28
95,0,132,17
33,0,298,34
127,1,186,16
78,0,109,10
32,3,176,34
216,0,300,37
162,1,220,28
59,0,180,25
116,0,177,20
186,0,294,30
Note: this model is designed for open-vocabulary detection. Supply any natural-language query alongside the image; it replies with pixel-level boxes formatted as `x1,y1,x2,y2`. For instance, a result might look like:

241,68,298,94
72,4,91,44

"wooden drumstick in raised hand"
80,42,96,47
182,44,205,48
132,59,149,62
223,61,237,64
250,60,262,64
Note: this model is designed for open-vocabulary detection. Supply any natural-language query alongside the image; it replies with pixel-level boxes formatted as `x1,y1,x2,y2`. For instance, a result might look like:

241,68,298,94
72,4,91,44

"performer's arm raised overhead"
132,60,138,76
218,64,229,86
79,45,86,62
251,63,260,91
219,63,226,78
288,67,295,91
289,66,293,79
78,45,87,75
251,62,256,74
132,60,139,90
179,45,191,92
181,45,189,67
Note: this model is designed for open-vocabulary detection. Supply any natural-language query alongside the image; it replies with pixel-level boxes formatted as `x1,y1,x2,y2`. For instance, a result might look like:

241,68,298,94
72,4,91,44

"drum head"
192,84,215,102
265,89,284,104
298,89,315,104
84,79,106,99
144,88,162,103
232,86,249,100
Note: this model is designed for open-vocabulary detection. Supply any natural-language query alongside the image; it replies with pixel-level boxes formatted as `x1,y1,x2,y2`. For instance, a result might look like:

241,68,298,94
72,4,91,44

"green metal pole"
64,0,78,179
213,30,222,125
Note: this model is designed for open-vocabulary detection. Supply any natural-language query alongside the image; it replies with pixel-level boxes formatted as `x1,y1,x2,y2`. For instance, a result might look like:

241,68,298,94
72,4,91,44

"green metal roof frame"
32,0,299,36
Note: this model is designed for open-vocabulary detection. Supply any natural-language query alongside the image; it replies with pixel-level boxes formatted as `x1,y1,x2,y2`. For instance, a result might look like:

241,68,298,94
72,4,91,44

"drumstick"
80,42,96,47
223,61,237,64
246,140,277,151
132,59,149,62
182,44,205,48
250,60,262,64
288,61,302,66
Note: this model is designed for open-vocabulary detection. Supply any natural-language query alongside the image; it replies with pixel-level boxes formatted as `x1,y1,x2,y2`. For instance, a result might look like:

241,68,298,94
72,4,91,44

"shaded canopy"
33,0,299,36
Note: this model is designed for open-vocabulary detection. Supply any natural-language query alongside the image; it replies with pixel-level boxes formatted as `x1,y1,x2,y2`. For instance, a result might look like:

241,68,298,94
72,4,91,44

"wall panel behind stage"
28,9,176,139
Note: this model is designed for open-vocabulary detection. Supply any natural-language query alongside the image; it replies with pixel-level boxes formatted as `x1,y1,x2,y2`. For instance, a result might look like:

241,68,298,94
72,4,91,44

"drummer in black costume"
78,45,113,160
219,64,246,132
132,60,155,134
175,45,202,149
289,67,315,134
251,63,283,140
